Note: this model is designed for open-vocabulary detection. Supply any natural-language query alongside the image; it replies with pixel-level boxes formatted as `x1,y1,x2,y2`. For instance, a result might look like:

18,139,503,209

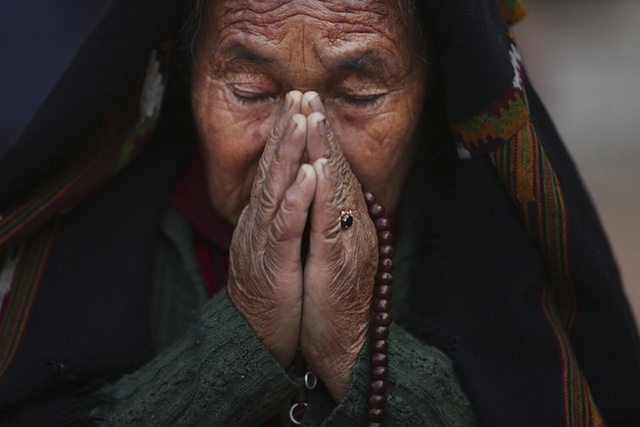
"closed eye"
339,94,384,108
232,91,276,105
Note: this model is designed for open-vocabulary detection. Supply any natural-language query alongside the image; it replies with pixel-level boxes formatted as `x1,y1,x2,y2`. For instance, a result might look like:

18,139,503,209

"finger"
307,120,373,263
301,91,325,116
310,158,351,244
306,112,331,163
254,113,308,229
306,112,356,196
251,90,303,201
267,163,317,270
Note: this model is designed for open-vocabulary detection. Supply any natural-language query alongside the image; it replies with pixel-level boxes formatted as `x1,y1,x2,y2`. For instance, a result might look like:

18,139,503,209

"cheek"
327,100,421,209
191,76,278,221
192,78,274,158
331,110,415,178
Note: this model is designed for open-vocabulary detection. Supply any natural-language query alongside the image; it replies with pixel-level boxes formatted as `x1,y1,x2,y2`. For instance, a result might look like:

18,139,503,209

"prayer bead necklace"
364,191,393,427
287,191,393,426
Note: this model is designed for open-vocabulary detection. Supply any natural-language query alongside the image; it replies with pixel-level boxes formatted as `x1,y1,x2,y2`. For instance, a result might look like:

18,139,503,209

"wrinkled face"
191,0,427,225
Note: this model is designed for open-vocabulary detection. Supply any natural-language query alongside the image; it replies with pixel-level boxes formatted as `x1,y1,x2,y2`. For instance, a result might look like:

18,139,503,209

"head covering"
397,1,640,425
0,0,638,425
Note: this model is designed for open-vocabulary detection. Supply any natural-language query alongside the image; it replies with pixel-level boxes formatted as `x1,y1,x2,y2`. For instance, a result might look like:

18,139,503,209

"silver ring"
289,402,308,425
339,210,354,229
304,371,318,390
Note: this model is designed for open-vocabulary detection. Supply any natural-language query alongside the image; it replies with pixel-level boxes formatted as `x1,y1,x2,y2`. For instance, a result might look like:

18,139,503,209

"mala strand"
287,191,393,426
364,191,393,427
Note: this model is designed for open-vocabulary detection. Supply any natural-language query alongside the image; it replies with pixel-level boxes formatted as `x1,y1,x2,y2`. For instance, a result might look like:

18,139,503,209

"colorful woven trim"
0,45,170,377
451,41,529,159
542,282,605,427
498,0,528,25
452,85,529,158
0,48,168,251
492,122,605,426
0,221,60,376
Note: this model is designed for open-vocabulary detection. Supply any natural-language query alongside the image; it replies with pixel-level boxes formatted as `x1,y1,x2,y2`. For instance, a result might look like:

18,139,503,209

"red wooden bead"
368,394,387,409
364,192,376,206
372,365,389,380
375,312,392,326
378,257,394,272
371,352,388,366
376,284,392,299
368,408,385,422
375,217,391,232
372,340,388,353
375,272,393,286
378,231,394,245
364,190,393,426
373,325,389,339
379,245,395,258
369,203,385,220
370,380,388,395
374,298,390,313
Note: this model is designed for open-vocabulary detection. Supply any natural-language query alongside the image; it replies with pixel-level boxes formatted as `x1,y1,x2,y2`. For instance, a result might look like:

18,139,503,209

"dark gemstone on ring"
340,211,353,229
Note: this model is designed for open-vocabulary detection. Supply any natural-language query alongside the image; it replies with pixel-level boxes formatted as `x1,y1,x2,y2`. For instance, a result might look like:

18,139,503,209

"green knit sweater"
90,207,476,426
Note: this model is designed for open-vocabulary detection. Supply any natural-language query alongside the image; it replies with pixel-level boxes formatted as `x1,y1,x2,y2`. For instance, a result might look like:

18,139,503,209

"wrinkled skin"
191,0,427,401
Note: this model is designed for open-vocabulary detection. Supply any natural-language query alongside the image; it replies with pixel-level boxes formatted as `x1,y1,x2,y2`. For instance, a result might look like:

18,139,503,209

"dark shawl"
0,0,638,425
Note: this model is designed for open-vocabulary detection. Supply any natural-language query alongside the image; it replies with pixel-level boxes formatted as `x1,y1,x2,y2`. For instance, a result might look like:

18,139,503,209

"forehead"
202,0,407,52
197,0,414,80
209,0,398,28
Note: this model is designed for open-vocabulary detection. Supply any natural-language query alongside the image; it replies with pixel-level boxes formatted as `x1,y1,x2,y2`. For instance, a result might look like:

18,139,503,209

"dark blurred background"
1,0,638,326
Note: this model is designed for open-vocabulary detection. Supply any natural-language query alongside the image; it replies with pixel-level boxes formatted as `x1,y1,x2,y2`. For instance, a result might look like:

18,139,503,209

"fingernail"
309,93,324,113
318,118,327,137
295,166,306,184
322,159,331,178
286,116,298,135
284,93,294,111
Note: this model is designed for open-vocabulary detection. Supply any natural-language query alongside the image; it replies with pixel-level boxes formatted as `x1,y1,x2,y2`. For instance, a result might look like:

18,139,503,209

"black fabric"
397,77,640,425
0,0,184,207
420,1,515,122
409,2,640,423
526,78,640,426
0,84,192,425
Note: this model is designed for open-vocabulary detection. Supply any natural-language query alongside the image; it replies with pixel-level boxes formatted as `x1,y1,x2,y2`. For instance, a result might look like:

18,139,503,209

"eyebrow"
334,51,390,77
219,43,392,78
219,42,275,65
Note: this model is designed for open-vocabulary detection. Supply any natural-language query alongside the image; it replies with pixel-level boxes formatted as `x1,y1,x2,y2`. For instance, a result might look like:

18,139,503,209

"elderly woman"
1,0,639,426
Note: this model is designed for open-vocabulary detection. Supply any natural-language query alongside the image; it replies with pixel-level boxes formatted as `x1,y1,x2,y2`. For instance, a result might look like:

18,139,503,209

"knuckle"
268,211,291,243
